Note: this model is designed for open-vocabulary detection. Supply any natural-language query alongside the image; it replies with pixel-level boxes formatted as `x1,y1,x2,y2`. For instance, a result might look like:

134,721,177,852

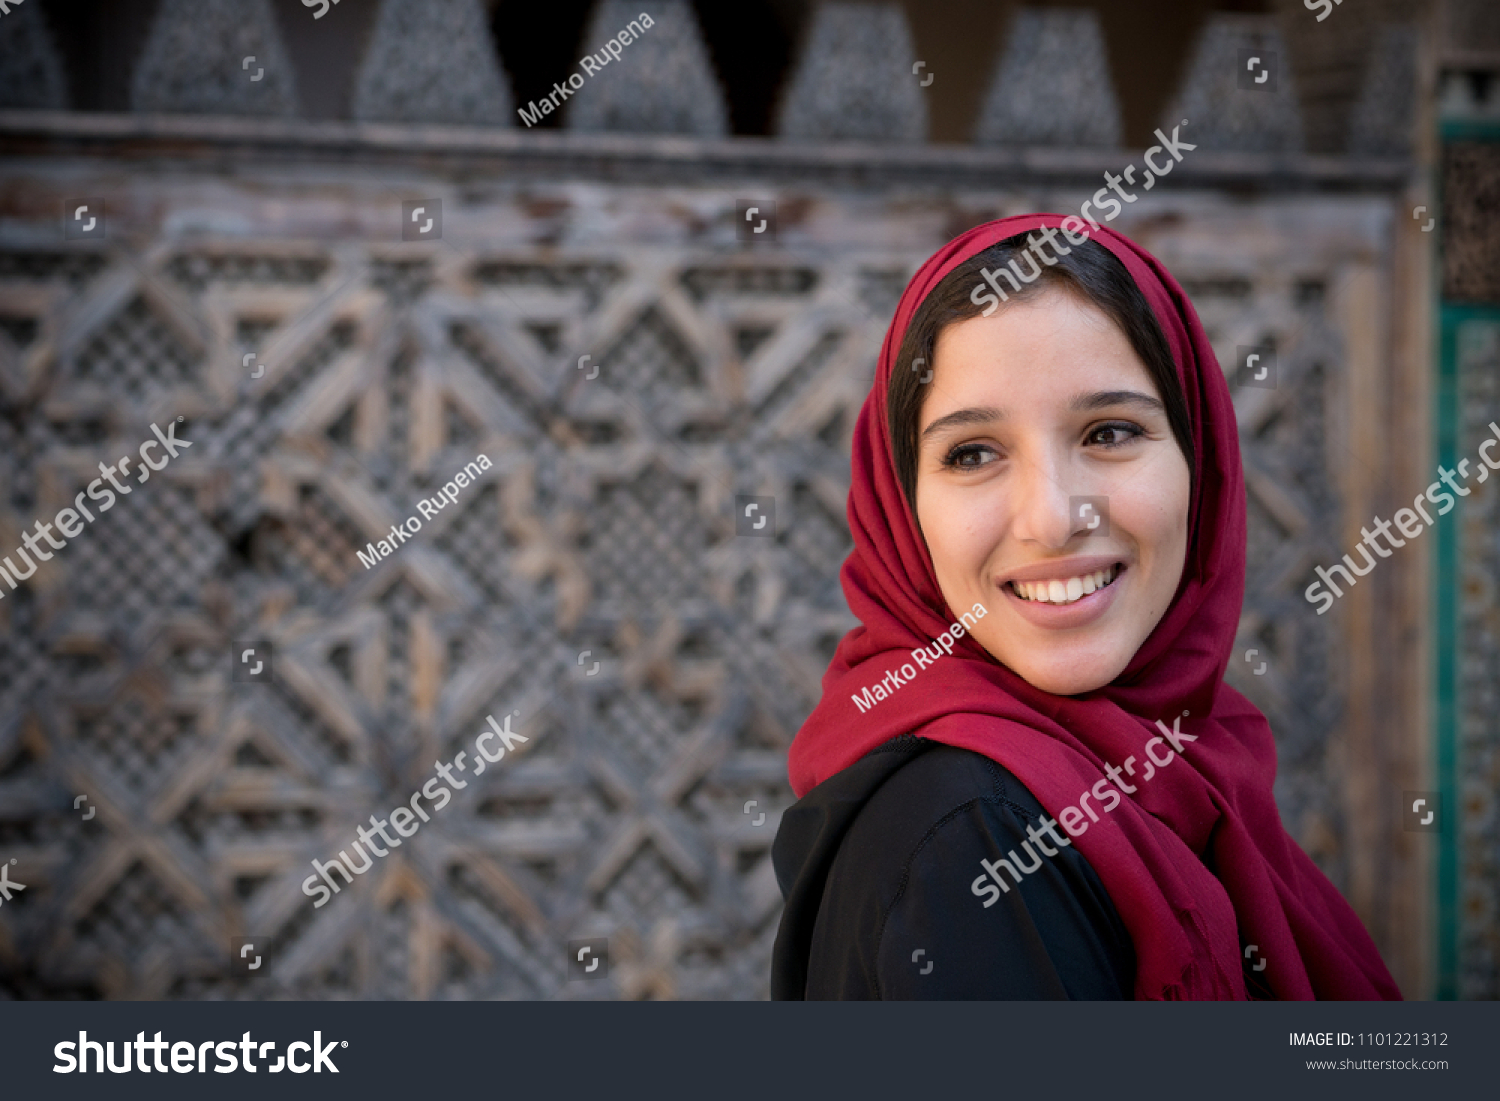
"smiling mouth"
1008,563,1124,606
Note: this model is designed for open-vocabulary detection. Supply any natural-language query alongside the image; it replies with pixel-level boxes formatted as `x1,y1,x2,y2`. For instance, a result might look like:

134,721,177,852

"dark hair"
888,233,1194,510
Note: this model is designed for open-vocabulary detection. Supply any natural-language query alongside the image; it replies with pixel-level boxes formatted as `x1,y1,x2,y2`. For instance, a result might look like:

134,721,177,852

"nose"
1006,448,1083,550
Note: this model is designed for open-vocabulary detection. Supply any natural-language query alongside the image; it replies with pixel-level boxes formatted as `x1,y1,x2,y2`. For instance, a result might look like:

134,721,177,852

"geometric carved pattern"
130,0,300,117
352,0,513,126
1186,272,1345,882
974,8,1122,148
0,219,884,998
1442,0,1500,52
0,156,1426,998
565,1,728,137
776,1,927,143
1443,143,1500,305
1348,24,1418,158
1163,14,1304,154
1458,319,1500,1000
0,0,68,111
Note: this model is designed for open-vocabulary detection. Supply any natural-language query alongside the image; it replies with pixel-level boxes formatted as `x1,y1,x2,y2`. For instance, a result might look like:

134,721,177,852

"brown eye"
941,443,997,469
1086,422,1145,449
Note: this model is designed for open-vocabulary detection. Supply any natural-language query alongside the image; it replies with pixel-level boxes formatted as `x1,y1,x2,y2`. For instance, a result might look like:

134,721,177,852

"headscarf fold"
787,215,1401,1001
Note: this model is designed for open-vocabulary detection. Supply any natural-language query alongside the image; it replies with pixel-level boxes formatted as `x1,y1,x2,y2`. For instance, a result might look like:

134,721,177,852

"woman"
770,215,1401,1000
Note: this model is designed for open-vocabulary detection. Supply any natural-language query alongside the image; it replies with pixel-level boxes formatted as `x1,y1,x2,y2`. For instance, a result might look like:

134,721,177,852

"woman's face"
914,286,1191,696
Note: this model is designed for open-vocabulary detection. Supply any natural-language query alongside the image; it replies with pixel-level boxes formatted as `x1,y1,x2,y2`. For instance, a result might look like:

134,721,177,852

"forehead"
920,289,1154,419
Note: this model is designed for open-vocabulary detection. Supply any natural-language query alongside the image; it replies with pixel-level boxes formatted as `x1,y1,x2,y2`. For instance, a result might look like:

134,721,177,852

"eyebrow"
919,390,1164,441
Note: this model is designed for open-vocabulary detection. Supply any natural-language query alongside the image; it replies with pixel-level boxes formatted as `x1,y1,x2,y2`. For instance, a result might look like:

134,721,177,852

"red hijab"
787,215,1401,1001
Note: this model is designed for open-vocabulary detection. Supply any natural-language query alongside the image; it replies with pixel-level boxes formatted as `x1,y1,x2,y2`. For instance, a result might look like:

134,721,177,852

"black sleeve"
804,744,1135,1000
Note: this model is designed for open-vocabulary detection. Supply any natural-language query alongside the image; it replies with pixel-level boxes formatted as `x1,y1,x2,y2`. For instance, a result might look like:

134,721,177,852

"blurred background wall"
0,0,1495,1000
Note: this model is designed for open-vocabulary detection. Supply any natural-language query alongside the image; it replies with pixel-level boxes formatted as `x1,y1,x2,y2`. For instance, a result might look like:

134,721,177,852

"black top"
770,734,1137,999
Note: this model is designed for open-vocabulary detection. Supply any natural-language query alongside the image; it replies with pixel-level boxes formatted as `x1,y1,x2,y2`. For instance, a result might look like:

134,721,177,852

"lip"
998,560,1128,630
996,554,1125,587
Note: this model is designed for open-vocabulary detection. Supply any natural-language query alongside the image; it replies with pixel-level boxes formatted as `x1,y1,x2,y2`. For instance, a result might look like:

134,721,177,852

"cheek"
1111,462,1191,575
919,485,1002,577
1122,493,1186,545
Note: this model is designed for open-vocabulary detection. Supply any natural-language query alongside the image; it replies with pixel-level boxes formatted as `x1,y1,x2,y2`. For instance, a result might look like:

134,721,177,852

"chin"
1002,646,1131,696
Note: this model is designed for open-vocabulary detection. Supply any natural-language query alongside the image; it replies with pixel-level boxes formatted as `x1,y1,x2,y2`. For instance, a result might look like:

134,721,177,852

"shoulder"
854,735,1040,830
806,737,1135,1000
824,736,1048,893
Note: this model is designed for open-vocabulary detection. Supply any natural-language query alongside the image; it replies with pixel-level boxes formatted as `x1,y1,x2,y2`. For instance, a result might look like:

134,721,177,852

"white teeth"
1011,565,1120,605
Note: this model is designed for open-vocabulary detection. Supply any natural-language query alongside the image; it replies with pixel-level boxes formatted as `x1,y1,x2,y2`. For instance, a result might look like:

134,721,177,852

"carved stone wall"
352,0,514,126
1458,318,1500,1000
129,0,301,117
0,121,1413,997
775,1,927,143
1443,143,1500,304
0,0,68,112
1164,14,1305,153
973,8,1122,148
564,1,729,136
